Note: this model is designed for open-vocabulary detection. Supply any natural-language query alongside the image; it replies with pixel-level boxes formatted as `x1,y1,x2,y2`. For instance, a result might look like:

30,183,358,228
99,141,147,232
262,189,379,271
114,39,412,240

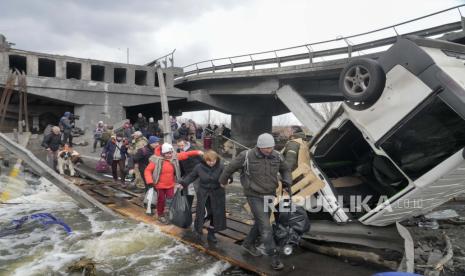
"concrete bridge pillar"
231,114,272,148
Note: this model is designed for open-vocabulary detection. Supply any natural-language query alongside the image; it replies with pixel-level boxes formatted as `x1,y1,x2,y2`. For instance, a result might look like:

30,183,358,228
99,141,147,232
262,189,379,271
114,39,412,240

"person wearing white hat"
144,143,203,224
219,133,292,270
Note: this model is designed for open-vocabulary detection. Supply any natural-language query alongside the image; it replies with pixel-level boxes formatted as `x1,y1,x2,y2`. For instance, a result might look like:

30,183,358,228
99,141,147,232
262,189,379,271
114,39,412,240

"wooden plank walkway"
71,165,381,276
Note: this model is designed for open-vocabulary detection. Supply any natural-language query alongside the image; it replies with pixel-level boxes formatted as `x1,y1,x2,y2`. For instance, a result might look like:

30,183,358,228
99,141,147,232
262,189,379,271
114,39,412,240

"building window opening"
154,72,166,87
135,70,147,85
38,58,56,77
9,55,27,74
91,65,105,81
66,62,81,79
114,68,127,84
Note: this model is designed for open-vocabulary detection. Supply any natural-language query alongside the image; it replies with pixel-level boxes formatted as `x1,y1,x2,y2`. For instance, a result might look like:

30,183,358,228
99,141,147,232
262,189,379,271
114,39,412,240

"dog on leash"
57,144,81,176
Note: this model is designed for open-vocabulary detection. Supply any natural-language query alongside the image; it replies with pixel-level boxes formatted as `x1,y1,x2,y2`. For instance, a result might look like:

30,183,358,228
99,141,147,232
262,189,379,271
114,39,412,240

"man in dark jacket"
133,136,160,190
178,123,189,140
135,113,148,132
42,126,63,170
219,133,292,271
221,124,231,138
59,112,73,146
146,117,161,137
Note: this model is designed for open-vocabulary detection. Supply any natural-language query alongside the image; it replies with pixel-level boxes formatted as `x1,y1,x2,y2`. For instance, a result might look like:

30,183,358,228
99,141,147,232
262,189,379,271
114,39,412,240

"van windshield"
380,96,465,180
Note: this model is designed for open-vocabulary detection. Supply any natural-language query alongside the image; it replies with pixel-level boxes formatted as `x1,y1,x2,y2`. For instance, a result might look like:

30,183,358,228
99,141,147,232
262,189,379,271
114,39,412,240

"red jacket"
144,150,202,189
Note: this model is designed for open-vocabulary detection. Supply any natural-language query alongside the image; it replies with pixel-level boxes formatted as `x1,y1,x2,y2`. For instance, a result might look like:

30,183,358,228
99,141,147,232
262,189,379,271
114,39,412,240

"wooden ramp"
71,166,380,276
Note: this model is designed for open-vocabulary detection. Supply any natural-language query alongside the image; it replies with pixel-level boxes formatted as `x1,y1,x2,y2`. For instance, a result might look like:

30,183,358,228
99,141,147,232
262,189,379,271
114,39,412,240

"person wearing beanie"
102,132,129,186
144,143,203,224
219,132,292,271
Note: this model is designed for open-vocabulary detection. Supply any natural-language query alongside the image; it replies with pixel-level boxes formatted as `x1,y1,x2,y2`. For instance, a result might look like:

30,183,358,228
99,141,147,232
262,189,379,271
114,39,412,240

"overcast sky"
1,0,463,125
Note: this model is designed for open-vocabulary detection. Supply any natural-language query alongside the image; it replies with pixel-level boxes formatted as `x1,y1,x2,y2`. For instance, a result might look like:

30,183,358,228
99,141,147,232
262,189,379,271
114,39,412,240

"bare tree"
309,102,342,122
273,114,294,126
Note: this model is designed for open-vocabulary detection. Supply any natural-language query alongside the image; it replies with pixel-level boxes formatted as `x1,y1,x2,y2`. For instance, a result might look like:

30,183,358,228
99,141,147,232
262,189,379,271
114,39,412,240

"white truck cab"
310,36,465,226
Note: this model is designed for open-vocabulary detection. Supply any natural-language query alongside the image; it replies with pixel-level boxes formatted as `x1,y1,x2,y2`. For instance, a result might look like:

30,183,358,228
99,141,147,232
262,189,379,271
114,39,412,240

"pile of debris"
405,208,465,276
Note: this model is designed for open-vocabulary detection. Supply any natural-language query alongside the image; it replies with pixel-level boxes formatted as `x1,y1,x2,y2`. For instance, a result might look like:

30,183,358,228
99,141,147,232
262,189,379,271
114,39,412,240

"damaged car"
308,36,465,226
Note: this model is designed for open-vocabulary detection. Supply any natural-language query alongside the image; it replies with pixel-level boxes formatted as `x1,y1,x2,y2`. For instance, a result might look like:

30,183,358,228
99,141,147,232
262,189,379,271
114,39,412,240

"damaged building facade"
0,34,187,134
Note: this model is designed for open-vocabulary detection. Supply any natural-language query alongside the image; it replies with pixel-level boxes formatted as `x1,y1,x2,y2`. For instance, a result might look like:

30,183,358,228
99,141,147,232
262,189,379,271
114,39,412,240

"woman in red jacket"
144,143,202,224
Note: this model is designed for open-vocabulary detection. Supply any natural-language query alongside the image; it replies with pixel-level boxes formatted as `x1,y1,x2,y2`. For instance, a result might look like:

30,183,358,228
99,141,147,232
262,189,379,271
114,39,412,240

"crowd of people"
43,111,292,270
100,126,291,270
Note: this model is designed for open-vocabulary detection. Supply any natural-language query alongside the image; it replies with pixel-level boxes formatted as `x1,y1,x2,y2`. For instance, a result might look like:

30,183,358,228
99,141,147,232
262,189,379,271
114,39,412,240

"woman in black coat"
180,150,226,242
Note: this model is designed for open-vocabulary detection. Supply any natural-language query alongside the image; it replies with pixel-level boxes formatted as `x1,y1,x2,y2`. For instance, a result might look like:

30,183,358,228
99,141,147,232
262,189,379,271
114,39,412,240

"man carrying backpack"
219,133,292,271
59,112,73,146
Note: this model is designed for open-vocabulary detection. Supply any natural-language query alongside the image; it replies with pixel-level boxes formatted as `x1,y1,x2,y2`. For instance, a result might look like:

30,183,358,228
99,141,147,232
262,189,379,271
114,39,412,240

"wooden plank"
90,187,113,197
109,185,142,197
296,180,325,198
291,162,312,180
291,173,316,194
218,228,246,241
331,176,363,188
226,218,252,235
226,212,254,225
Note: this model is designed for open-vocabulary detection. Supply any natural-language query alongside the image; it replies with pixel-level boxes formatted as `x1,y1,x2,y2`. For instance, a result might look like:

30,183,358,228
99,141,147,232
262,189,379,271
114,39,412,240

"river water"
0,175,229,276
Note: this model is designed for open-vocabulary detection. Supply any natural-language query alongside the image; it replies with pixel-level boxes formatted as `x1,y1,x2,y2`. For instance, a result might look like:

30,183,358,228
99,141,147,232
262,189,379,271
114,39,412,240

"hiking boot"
271,254,284,271
241,242,262,257
158,216,169,225
207,228,217,243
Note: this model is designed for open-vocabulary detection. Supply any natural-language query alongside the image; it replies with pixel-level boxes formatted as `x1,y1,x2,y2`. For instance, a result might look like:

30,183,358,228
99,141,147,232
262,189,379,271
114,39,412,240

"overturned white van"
309,36,465,226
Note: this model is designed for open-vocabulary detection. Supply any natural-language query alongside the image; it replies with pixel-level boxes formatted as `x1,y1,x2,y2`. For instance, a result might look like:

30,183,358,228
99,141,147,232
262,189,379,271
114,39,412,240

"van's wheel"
339,58,386,110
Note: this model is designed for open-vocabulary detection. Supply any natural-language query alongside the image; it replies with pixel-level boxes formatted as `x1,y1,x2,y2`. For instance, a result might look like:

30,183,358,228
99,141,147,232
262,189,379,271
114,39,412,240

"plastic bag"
275,204,310,235
95,158,109,173
168,190,192,228
144,187,157,214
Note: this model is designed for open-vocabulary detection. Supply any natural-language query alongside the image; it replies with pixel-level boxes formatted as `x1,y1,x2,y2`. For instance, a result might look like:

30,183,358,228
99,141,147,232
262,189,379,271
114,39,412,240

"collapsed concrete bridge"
1,5,464,146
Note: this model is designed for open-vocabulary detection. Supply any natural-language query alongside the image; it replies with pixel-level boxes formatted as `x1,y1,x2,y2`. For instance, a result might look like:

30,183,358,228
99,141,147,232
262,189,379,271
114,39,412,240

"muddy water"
0,176,229,276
